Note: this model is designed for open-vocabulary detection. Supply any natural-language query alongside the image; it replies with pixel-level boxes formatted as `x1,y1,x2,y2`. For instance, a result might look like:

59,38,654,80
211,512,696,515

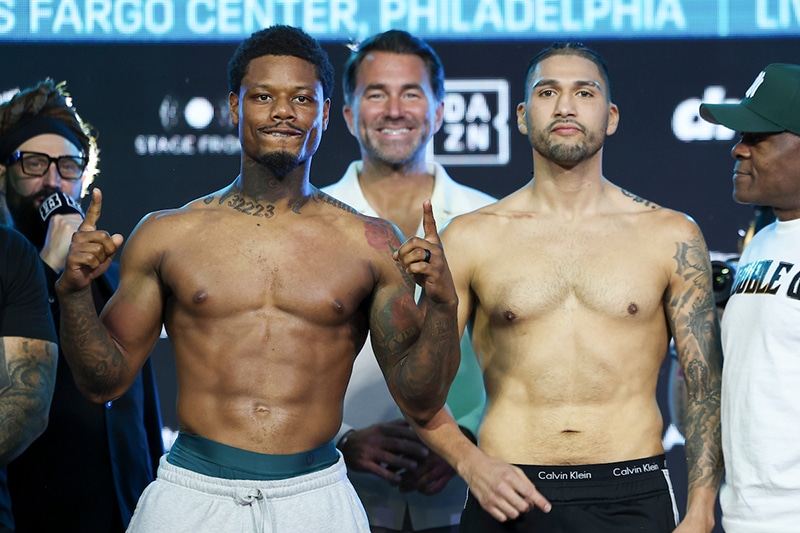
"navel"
627,302,639,315
192,290,208,304
253,403,270,414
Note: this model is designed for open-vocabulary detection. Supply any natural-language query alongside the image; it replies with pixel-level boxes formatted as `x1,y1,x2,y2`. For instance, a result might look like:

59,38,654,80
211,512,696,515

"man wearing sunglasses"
0,79,164,533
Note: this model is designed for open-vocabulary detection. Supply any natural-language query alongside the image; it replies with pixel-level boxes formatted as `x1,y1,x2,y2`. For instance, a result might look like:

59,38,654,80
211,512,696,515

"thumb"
79,188,103,231
422,200,441,245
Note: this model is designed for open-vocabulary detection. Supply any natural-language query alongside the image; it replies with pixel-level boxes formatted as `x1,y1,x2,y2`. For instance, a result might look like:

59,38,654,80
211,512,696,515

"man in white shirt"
700,63,800,533
323,30,495,533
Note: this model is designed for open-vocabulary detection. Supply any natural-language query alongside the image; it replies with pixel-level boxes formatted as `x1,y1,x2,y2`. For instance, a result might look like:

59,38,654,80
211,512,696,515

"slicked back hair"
524,42,612,102
342,30,445,106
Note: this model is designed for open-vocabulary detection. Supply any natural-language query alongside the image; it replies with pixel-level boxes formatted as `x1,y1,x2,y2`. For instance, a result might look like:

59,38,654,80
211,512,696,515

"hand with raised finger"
393,200,456,306
57,188,124,293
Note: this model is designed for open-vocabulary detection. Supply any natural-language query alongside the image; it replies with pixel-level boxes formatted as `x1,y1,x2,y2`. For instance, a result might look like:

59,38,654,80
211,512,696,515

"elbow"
405,409,440,428
29,412,49,442
76,381,122,405
0,413,49,466
69,365,128,404
400,395,448,427
81,388,118,405
392,358,457,424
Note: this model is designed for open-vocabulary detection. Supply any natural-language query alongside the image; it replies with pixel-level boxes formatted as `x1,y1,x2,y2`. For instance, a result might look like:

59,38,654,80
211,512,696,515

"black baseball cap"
700,63,800,136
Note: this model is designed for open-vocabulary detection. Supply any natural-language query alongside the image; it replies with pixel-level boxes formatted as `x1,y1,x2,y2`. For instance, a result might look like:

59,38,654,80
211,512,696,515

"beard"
531,120,605,167
257,150,300,178
5,181,55,249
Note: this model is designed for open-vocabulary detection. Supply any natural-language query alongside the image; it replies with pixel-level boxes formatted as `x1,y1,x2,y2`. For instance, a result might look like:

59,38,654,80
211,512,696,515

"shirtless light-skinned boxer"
410,42,723,533
54,25,463,532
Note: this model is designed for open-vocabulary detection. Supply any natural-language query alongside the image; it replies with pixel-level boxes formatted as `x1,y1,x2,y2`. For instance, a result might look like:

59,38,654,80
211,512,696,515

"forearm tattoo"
59,295,129,399
669,238,724,496
0,340,56,461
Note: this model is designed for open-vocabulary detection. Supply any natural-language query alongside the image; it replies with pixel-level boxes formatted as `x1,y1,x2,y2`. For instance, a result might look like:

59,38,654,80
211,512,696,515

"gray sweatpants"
127,454,369,532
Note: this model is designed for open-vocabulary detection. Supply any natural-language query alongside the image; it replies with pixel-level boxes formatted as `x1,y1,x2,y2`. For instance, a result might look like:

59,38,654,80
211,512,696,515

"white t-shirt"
720,218,800,533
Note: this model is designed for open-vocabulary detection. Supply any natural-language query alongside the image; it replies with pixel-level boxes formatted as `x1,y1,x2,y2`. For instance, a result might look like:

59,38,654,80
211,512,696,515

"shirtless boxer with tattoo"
54,25,461,533
410,42,723,533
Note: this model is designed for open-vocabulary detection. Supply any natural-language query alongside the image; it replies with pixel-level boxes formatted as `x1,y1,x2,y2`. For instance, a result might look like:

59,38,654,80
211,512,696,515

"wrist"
40,249,65,273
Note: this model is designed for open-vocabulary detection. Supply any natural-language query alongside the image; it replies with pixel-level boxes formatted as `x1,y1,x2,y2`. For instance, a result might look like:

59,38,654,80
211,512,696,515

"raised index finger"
421,200,441,245
79,188,103,232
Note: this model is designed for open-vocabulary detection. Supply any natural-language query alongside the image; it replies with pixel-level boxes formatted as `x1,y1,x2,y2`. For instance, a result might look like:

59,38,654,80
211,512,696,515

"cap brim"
699,103,785,133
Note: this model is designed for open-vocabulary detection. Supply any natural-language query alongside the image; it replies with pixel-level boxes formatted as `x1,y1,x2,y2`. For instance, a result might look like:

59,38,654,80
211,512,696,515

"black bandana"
0,115,84,162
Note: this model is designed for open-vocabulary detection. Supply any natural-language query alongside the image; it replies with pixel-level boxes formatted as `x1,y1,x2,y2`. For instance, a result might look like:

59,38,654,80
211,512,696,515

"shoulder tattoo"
620,188,659,209
313,190,359,214
364,218,400,252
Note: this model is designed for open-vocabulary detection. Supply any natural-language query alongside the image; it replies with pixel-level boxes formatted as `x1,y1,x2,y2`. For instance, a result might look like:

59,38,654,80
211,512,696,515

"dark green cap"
700,63,800,135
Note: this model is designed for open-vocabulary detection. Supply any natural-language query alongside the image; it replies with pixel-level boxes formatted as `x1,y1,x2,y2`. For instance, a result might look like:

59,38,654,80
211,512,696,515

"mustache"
259,122,304,134
548,119,585,132
33,186,60,202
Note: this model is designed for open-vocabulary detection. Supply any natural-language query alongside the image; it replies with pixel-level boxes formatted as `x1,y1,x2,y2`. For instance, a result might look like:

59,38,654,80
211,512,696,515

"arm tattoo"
372,293,420,357
0,339,57,462
363,219,416,283
668,238,724,497
59,294,130,399
364,219,399,251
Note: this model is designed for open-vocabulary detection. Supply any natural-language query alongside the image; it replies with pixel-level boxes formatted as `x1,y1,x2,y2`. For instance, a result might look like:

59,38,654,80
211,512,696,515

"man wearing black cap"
699,63,800,533
0,79,163,532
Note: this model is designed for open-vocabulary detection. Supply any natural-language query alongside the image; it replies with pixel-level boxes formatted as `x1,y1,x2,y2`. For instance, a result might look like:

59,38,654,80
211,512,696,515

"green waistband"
167,432,338,480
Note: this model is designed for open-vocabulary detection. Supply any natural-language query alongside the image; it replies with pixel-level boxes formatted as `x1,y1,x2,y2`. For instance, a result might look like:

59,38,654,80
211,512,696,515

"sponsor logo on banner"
134,94,239,156
431,79,510,166
672,86,738,142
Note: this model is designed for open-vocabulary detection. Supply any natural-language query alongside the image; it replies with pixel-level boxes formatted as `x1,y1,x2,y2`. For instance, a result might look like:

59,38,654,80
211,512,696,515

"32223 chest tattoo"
205,189,275,218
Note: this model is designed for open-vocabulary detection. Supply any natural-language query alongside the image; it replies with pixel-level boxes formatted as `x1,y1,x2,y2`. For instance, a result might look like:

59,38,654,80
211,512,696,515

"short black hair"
227,25,335,100
342,30,445,106
524,42,612,101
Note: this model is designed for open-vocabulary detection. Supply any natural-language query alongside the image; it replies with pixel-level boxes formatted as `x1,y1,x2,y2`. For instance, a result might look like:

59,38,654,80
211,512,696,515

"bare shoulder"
641,205,705,244
616,186,705,241
127,203,196,242
312,189,404,263
118,194,217,268
617,191,711,287
442,202,502,242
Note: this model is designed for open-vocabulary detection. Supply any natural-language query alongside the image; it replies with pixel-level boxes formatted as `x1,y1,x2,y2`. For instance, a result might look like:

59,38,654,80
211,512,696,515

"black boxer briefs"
460,455,678,532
